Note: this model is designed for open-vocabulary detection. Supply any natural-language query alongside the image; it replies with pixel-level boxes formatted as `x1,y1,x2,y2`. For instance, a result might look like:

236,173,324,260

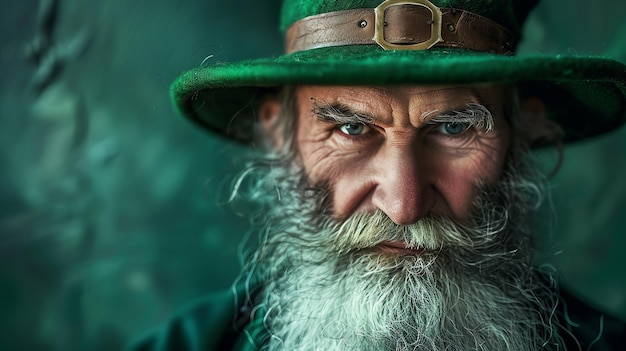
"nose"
370,143,436,225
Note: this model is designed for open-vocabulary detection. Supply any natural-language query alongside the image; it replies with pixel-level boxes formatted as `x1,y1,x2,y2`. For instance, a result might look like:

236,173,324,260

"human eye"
435,122,471,136
426,104,494,140
338,123,370,136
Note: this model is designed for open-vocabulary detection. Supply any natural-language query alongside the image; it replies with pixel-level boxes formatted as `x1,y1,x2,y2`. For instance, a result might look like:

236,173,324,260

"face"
251,85,557,351
291,85,511,224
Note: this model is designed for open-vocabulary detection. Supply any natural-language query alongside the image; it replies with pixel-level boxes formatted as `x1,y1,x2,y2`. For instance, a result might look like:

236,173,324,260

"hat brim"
171,45,626,144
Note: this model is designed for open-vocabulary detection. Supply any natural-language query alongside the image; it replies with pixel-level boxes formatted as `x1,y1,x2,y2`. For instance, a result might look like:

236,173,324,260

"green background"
0,0,624,350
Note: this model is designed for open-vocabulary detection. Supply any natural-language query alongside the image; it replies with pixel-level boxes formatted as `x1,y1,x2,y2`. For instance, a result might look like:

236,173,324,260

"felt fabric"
170,0,626,144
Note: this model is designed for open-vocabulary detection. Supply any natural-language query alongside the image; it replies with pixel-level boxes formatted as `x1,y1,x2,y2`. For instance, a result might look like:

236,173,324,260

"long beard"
238,150,560,351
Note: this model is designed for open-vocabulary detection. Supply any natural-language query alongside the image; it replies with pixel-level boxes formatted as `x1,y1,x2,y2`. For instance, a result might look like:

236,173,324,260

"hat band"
285,0,515,55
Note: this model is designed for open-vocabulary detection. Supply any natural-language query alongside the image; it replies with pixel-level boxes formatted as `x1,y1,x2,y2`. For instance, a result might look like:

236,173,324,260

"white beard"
238,145,559,350
255,211,556,351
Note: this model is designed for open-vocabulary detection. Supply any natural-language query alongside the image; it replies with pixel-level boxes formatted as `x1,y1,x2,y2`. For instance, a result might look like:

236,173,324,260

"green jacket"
127,283,625,351
126,284,265,351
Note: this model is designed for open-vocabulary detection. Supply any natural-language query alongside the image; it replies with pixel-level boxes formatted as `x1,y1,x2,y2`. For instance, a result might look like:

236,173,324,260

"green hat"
171,0,626,145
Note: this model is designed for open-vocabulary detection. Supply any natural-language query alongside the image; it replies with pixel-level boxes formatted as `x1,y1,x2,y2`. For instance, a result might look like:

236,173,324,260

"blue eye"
438,122,469,135
339,123,367,135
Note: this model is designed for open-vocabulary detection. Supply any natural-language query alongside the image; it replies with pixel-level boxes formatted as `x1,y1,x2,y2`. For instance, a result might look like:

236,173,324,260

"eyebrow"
312,102,375,125
311,100,495,132
421,103,495,132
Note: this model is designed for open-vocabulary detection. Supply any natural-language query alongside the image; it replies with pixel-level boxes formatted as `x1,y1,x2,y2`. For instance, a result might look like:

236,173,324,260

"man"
129,0,626,350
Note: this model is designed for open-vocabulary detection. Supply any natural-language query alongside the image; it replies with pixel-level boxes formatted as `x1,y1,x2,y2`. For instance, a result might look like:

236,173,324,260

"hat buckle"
373,0,443,50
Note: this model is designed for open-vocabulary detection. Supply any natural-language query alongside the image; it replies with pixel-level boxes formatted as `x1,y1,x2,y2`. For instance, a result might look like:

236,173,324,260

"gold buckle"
373,0,443,50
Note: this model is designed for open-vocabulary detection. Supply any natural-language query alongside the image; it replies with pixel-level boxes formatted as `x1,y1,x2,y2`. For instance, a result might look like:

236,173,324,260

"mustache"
327,211,458,252
311,209,502,257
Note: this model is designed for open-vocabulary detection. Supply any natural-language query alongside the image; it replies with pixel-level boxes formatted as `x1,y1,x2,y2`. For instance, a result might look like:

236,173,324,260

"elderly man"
130,0,626,350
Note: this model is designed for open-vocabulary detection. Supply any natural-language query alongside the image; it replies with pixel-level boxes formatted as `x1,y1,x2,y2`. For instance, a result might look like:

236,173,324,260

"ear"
258,97,284,150
519,96,562,146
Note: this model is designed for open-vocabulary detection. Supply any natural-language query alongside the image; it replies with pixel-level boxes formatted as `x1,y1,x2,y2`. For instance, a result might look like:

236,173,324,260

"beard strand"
235,148,561,351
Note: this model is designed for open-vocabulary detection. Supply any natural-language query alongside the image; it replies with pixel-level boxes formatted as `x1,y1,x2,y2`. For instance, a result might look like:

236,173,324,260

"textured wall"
0,0,624,350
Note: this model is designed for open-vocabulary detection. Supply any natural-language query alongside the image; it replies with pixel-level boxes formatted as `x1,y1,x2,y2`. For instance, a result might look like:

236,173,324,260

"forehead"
294,85,505,123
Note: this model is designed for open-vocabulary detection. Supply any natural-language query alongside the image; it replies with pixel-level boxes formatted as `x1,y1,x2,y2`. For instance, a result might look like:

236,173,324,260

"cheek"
295,106,372,186
298,136,368,188
300,144,343,183
296,122,346,192
295,119,376,218
296,119,333,182
433,135,510,219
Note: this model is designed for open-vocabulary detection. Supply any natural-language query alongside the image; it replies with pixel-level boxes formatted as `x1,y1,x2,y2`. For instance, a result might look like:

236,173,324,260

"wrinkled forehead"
293,84,508,122
297,83,506,103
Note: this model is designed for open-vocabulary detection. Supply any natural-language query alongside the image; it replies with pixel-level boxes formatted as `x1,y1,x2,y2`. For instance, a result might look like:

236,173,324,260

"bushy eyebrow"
421,103,494,133
312,102,375,125
311,101,494,132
